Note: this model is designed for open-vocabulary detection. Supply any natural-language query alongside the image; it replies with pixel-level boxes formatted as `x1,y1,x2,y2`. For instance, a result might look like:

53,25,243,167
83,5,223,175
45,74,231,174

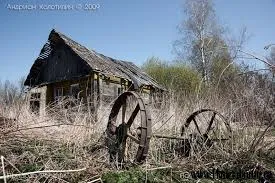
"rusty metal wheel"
182,109,232,140
179,109,232,156
106,91,152,163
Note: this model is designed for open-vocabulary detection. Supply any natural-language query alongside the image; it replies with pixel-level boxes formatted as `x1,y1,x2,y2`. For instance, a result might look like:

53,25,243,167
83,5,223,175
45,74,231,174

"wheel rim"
179,109,232,156
106,91,151,163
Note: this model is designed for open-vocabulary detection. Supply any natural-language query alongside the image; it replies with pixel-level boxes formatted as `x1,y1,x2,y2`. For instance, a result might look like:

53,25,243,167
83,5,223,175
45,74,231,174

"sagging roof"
24,29,164,90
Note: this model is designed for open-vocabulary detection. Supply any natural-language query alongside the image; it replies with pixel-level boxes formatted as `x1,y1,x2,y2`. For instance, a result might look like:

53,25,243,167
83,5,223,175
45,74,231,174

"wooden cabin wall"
139,87,151,104
44,73,129,109
45,76,91,105
30,70,158,122
37,43,90,85
92,73,128,105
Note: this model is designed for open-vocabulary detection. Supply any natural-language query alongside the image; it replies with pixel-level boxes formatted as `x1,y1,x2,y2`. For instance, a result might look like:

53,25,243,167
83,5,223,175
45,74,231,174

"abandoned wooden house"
24,29,164,115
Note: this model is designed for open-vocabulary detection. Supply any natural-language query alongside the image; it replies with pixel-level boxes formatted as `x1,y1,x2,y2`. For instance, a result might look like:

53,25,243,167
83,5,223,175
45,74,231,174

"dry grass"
0,92,274,182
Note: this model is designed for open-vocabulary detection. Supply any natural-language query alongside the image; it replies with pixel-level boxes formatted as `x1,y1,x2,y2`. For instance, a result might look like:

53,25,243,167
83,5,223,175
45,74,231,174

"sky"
0,0,275,83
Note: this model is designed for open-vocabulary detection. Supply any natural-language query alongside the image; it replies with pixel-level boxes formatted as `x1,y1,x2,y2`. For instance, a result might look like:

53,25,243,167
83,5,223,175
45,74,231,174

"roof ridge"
52,30,136,64
46,29,165,90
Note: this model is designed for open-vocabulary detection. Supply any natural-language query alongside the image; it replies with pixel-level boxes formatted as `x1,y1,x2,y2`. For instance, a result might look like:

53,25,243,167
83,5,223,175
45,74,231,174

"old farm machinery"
105,91,232,163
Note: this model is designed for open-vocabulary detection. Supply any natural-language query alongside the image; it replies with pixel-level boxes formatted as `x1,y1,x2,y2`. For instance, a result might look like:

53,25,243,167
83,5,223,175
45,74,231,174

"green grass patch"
101,167,261,183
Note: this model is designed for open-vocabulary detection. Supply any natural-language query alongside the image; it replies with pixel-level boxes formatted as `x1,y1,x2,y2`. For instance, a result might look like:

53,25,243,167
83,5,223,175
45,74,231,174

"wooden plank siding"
45,76,91,104
29,72,130,112
25,30,165,118
35,42,91,87
27,72,158,118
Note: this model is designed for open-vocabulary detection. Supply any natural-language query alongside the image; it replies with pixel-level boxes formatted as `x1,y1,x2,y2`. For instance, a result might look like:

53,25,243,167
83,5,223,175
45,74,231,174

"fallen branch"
0,167,86,180
1,156,7,183
87,178,103,183
2,123,94,135
145,166,172,171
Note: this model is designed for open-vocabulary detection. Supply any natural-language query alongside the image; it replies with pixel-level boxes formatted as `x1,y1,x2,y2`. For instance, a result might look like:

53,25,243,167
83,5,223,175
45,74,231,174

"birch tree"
174,0,224,83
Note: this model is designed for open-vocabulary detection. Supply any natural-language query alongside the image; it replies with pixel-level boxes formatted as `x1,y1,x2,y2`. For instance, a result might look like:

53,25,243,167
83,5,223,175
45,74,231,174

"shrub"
142,57,201,94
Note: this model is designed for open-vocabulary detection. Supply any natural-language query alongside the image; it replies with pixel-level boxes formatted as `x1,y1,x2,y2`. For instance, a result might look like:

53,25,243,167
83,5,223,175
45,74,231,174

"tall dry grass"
0,87,274,182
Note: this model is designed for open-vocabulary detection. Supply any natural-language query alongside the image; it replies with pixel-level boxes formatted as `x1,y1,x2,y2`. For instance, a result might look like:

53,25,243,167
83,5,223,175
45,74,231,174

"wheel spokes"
122,102,126,124
126,104,140,128
180,109,232,157
204,112,216,136
192,117,202,135
127,132,140,144
106,91,151,163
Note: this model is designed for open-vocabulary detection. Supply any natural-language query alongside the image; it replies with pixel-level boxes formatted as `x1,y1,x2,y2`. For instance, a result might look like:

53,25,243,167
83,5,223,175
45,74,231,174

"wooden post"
97,73,102,108
86,77,91,119
91,72,97,122
91,72,102,123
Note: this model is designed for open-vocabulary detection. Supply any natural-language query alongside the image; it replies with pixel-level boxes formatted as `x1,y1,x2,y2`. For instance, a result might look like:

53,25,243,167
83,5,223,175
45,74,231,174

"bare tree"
174,0,224,82
0,77,26,106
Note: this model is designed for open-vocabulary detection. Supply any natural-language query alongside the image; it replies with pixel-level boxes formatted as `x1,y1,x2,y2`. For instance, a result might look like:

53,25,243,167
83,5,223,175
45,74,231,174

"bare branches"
238,49,275,70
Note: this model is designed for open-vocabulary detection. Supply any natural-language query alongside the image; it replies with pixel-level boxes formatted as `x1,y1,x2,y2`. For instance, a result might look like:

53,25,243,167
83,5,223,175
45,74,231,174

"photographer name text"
6,3,100,11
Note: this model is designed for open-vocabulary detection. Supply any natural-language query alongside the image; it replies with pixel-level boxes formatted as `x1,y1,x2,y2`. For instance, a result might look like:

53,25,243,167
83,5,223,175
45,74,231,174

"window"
70,84,80,98
30,92,41,114
30,101,40,114
54,87,64,102
31,93,41,100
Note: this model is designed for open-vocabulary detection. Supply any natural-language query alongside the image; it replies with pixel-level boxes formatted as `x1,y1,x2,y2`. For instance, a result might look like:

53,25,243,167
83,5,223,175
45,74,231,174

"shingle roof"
25,29,164,90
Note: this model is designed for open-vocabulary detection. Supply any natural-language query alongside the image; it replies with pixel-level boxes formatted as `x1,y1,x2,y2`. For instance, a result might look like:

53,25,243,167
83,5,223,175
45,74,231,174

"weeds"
0,86,274,182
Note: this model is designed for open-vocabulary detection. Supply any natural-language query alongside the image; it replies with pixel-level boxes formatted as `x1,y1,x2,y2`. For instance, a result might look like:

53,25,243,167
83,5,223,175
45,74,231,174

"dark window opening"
30,92,41,114
70,84,80,98
54,87,64,102
106,79,110,85
30,101,40,114
31,93,41,100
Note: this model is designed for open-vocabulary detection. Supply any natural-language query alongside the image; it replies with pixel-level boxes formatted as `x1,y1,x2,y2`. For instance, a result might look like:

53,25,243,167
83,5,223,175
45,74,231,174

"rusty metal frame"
106,92,232,163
